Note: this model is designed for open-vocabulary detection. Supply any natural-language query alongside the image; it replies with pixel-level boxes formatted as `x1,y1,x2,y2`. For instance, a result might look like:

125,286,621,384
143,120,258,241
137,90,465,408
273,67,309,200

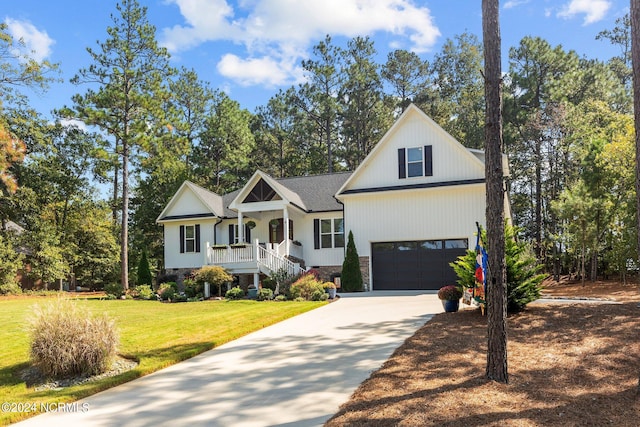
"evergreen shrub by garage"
450,223,545,312
29,298,119,378
341,231,363,292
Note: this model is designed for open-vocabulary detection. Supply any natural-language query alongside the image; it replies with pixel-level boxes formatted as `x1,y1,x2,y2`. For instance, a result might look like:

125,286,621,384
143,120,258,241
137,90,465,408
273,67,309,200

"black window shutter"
228,224,234,244
245,225,251,243
179,225,185,253
195,224,201,253
424,145,433,176
313,219,320,250
398,148,406,179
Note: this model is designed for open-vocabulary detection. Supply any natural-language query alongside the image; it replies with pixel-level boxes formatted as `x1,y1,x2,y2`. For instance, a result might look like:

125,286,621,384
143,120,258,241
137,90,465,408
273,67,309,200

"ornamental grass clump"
29,298,119,378
437,285,463,301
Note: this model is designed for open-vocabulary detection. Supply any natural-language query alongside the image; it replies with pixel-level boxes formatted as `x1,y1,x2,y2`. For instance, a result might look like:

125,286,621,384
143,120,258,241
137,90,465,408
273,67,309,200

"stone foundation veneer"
309,256,370,291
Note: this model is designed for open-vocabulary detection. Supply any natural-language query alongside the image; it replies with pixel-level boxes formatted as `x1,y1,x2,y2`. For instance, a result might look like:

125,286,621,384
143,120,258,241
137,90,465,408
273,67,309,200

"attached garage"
371,239,469,290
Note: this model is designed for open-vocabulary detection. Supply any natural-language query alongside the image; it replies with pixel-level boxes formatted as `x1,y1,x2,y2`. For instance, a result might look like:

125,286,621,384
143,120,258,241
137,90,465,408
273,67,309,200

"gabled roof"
336,104,487,197
229,170,351,213
156,181,225,223
275,172,352,212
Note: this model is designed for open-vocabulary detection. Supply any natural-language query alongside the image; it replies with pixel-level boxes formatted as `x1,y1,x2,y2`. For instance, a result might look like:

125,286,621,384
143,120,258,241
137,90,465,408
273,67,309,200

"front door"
269,218,294,244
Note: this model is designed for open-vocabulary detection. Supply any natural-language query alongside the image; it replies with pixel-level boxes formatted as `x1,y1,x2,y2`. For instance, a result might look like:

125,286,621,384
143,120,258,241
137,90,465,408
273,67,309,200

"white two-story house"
156,104,511,291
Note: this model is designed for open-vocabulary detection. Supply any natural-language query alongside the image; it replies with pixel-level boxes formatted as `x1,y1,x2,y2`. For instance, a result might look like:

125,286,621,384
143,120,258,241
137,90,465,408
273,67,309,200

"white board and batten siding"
343,185,486,257
345,108,485,192
163,219,217,269
163,187,212,218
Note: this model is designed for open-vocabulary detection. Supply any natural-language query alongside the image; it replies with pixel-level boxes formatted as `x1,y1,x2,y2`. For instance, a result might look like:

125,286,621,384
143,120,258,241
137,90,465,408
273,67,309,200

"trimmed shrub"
104,283,124,299
172,294,188,303
0,281,22,295
274,294,287,301
311,289,328,301
290,273,326,301
157,282,177,301
225,286,244,300
156,273,177,286
257,288,273,301
29,298,119,378
133,284,154,300
183,278,203,298
341,231,363,292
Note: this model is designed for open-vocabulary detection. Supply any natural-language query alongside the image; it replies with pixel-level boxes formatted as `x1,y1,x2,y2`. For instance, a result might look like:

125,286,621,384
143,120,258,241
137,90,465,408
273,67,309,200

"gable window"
243,179,282,203
314,218,344,249
398,145,433,179
179,224,200,253
407,147,423,177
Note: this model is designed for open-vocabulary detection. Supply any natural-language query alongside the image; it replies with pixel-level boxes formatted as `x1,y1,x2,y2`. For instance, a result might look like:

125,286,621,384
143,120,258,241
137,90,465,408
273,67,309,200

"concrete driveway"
16,291,444,427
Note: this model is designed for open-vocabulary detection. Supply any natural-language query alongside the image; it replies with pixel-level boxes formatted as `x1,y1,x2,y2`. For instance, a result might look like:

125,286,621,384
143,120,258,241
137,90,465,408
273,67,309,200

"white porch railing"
207,244,254,264
205,239,303,277
257,245,302,277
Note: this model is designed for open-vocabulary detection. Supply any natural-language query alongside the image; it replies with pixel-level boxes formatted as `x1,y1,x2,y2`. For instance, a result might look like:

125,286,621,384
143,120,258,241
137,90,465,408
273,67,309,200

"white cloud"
557,0,611,25
503,0,530,9
217,54,301,87
161,0,440,87
59,118,88,131
4,17,55,62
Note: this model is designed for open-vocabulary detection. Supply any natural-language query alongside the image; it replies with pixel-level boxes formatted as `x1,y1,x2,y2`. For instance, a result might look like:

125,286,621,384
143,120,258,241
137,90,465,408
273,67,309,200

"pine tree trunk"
629,0,640,399
482,0,508,384
121,138,129,291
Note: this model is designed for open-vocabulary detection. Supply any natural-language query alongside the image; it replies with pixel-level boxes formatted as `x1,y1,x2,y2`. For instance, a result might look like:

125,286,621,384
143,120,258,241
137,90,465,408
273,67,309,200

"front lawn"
0,297,324,425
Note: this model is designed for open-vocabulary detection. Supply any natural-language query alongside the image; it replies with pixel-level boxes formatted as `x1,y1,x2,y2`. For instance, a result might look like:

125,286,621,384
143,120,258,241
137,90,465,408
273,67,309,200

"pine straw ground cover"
327,279,640,426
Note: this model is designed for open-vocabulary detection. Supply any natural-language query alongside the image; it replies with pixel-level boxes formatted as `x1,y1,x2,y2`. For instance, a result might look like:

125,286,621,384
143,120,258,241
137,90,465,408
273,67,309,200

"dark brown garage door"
371,239,468,290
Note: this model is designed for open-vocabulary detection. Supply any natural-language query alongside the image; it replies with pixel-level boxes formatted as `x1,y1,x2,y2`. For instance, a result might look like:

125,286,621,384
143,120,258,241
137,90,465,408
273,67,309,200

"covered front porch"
204,238,304,289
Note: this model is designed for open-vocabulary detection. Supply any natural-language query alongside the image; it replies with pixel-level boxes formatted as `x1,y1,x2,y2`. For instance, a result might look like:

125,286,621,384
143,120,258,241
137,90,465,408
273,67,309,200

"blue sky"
3,0,630,120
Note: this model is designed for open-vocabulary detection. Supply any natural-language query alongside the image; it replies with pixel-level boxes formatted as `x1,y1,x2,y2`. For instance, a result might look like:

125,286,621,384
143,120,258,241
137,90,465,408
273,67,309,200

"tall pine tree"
69,0,174,289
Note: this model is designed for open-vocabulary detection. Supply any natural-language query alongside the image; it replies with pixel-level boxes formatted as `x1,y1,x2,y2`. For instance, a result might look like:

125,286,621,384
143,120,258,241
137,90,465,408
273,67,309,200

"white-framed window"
398,145,432,179
180,224,200,253
184,225,196,252
406,146,424,178
320,218,344,248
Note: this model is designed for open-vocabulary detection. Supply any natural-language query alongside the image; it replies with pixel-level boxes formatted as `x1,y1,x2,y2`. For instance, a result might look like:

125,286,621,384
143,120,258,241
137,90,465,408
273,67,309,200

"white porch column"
204,242,210,265
237,210,244,243
253,272,260,288
283,206,290,256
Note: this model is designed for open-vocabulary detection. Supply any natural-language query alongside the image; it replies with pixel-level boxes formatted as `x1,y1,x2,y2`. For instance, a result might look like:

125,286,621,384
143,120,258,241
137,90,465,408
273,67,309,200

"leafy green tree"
424,32,485,148
69,0,175,289
169,66,214,172
22,220,68,290
382,49,431,113
597,13,632,91
65,201,119,289
553,101,636,282
297,35,344,173
0,232,24,292
137,250,152,287
253,88,309,178
341,231,363,292
194,266,233,297
0,22,59,106
504,37,580,260
340,36,394,169
192,92,255,193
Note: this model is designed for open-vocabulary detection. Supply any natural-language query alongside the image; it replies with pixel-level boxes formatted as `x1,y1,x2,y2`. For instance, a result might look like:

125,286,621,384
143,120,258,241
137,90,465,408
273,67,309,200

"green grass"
0,296,325,425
